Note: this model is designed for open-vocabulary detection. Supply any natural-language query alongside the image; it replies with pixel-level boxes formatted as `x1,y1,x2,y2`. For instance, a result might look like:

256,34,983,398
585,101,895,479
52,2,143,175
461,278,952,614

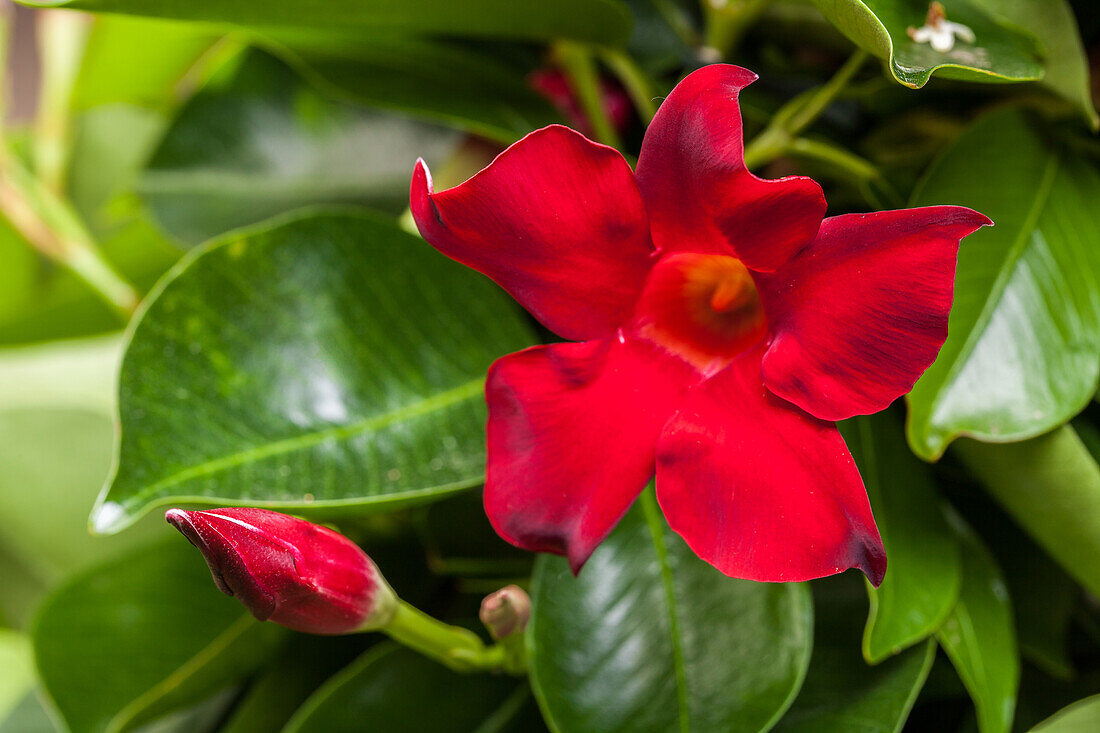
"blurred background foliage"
0,0,1099,731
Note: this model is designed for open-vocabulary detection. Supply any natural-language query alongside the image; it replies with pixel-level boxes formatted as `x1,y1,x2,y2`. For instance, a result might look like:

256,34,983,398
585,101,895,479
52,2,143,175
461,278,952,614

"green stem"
382,601,515,674
34,9,90,196
702,0,772,59
654,0,703,48
0,149,138,317
786,137,878,180
599,48,658,123
743,48,867,169
555,41,623,149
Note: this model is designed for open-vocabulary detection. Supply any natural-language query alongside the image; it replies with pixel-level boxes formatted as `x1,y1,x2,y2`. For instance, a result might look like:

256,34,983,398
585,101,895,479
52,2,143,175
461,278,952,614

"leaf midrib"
640,492,690,733
123,377,485,503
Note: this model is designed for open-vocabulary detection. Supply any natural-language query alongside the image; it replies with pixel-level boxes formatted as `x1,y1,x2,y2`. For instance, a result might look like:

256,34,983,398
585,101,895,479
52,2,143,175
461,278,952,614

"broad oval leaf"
968,0,1098,129
1031,694,1100,732
808,0,1042,88
528,492,813,733
19,0,632,46
840,414,961,663
32,540,285,733
272,36,561,144
140,52,460,244
219,636,369,733
775,575,935,733
907,109,1100,460
935,517,1019,733
93,210,533,533
283,644,529,733
953,424,1100,602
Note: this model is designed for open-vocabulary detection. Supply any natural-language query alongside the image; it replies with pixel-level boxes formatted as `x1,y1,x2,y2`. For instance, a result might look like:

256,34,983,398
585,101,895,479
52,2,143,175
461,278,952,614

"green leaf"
907,109,1100,460
969,0,1098,129
981,506,1077,679
94,210,533,533
0,220,181,346
0,338,169,624
282,644,527,732
0,631,34,722
139,52,459,244
774,576,935,733
32,540,286,733
528,492,813,733
1031,694,1100,732
219,636,368,733
808,0,1042,88
73,15,219,112
272,36,560,144
935,517,1019,733
952,424,1100,602
839,414,961,663
0,221,36,319
19,0,632,45
0,691,57,733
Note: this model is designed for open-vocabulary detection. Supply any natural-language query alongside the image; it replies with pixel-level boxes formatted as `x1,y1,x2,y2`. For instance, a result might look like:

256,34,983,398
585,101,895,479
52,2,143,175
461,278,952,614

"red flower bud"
165,508,396,635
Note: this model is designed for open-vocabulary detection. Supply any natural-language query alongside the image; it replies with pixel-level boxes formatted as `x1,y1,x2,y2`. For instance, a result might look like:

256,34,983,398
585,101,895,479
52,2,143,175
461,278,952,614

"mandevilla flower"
165,508,396,634
410,64,990,585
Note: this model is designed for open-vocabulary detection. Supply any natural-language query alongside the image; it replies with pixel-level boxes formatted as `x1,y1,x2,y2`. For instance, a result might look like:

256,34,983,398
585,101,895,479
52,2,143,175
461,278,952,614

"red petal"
757,207,992,422
655,347,886,585
485,338,700,572
410,125,654,341
634,64,825,271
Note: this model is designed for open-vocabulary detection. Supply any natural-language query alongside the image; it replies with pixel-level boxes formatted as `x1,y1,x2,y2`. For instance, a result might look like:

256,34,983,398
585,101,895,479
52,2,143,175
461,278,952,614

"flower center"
633,253,767,373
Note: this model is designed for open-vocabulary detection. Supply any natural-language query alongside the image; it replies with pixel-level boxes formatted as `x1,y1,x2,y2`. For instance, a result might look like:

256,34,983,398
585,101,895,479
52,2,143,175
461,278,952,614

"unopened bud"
479,585,531,640
165,508,396,635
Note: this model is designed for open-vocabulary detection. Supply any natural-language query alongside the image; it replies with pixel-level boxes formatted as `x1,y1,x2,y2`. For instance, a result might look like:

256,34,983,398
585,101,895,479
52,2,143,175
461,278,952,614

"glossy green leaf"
94,210,533,533
219,636,368,733
907,109,1100,460
33,540,285,733
775,576,935,733
969,0,1098,128
1031,694,1100,732
840,414,961,663
0,631,34,722
935,518,1019,733
985,511,1077,679
528,492,813,733
139,52,459,244
273,36,560,144
953,424,1100,602
19,0,632,45
808,0,1042,88
283,644,526,733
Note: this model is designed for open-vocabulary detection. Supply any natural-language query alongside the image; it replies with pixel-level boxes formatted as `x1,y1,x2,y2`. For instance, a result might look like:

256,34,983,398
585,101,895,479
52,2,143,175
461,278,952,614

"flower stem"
0,148,139,318
743,48,868,170
555,41,623,150
599,48,658,123
34,9,90,196
382,600,519,674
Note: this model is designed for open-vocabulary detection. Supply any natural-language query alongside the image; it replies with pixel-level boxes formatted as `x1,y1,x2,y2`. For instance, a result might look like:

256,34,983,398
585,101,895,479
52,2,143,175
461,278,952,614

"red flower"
166,508,396,634
409,65,990,585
